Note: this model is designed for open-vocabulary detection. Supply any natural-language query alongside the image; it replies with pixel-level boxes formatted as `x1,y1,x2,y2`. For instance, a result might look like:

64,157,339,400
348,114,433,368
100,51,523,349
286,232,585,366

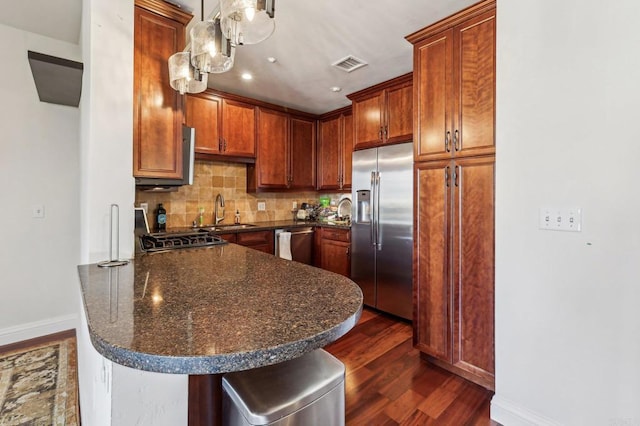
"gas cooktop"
139,231,227,253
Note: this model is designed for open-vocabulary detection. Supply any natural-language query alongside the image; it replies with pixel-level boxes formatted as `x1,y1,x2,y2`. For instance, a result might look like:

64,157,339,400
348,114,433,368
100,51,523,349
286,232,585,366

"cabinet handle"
218,138,222,152
454,130,459,151
445,131,451,152
223,139,227,152
384,125,388,139
445,166,450,187
453,165,459,187
346,247,350,257
379,127,383,141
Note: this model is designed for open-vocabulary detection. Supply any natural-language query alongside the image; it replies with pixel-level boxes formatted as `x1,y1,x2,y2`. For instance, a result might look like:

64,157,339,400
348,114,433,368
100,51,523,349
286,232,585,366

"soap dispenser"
234,209,241,224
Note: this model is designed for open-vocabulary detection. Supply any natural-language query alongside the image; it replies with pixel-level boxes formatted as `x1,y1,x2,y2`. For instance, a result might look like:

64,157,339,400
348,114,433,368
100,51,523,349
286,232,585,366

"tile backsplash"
136,161,343,229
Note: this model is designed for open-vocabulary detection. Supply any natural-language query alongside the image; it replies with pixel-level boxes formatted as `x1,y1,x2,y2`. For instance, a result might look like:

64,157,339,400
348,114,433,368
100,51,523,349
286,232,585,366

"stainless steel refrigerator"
351,142,413,320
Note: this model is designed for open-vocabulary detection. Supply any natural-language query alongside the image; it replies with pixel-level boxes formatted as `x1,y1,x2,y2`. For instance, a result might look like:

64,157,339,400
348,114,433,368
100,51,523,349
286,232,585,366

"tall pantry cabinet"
407,0,496,390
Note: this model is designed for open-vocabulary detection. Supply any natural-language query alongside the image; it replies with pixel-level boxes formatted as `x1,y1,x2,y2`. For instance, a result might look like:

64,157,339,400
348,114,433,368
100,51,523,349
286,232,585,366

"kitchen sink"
195,224,257,232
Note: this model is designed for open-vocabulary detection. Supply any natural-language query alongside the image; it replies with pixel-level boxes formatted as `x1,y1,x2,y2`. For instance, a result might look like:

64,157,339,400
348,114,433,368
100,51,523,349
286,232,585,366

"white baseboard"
0,314,79,346
492,395,563,426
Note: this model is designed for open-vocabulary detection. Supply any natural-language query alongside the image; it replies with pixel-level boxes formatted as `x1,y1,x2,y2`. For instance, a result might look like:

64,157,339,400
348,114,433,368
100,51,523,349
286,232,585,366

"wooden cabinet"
217,230,274,254
236,230,274,254
133,0,191,179
414,157,494,388
409,4,495,162
248,109,316,191
185,92,221,155
317,108,353,191
348,73,413,150
289,117,317,190
221,99,256,157
316,227,350,277
185,93,256,160
409,0,496,391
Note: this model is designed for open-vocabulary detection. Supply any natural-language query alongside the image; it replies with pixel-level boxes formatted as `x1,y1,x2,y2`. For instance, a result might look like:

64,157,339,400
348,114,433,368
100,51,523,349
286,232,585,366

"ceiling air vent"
332,55,368,73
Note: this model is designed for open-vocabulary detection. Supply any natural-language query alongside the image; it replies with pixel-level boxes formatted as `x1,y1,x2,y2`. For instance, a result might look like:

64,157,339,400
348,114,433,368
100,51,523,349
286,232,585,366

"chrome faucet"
214,193,225,224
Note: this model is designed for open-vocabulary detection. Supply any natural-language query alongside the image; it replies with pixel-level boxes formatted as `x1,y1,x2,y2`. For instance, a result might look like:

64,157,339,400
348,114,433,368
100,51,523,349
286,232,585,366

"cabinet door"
453,10,496,157
385,83,413,144
341,113,353,189
317,116,342,190
221,99,256,157
237,230,274,255
290,117,316,190
353,91,383,149
133,7,185,178
185,94,221,155
320,239,350,277
414,160,451,361
414,29,454,162
452,156,494,382
256,108,289,188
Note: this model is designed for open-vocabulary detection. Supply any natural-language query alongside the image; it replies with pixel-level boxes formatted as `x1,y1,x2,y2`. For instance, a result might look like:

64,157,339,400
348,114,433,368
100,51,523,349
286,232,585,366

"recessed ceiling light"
330,86,342,92
267,57,277,63
241,72,253,80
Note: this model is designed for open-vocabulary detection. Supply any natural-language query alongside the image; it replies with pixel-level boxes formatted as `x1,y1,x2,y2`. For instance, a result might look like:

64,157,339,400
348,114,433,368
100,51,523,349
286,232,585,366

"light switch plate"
539,207,582,232
257,201,266,211
32,205,45,218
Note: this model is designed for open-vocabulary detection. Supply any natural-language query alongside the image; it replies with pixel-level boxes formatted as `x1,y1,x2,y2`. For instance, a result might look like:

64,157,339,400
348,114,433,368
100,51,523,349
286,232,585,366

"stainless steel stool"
222,349,345,426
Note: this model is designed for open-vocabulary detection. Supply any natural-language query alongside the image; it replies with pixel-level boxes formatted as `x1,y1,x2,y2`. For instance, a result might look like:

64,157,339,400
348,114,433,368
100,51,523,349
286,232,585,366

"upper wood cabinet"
348,73,413,150
408,3,495,162
289,117,317,190
317,108,353,191
133,0,191,179
247,108,316,191
185,93,221,155
221,99,256,158
185,93,256,160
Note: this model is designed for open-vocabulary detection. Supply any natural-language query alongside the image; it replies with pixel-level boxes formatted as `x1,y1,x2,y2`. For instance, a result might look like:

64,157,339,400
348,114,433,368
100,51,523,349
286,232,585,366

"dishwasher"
274,227,314,265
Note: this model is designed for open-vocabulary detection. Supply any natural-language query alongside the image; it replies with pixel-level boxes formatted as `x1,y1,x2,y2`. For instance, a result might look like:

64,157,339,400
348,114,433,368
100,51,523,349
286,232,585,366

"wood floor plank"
324,308,497,426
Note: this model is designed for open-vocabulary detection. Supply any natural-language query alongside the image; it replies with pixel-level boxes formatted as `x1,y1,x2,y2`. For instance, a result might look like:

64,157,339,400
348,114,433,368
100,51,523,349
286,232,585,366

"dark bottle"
156,203,167,232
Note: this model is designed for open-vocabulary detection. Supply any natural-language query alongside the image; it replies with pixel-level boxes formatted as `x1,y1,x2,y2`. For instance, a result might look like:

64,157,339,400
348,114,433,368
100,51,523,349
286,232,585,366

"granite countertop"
77,244,363,375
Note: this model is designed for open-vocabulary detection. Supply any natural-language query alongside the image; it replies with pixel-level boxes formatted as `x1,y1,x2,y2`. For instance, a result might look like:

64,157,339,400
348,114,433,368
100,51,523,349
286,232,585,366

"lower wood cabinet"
217,230,274,254
414,156,495,389
315,227,350,277
236,230,274,254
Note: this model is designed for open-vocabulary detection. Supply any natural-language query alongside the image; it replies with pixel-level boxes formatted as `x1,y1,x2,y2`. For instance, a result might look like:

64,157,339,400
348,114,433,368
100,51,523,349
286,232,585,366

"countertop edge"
84,298,363,375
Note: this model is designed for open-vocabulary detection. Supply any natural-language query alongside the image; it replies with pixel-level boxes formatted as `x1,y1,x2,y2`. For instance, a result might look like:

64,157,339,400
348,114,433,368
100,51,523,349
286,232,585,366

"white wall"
0,24,80,343
493,0,640,424
76,0,188,424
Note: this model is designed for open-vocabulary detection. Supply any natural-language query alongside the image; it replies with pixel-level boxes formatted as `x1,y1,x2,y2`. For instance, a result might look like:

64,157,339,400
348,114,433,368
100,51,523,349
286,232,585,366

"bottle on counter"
234,209,241,224
156,203,166,232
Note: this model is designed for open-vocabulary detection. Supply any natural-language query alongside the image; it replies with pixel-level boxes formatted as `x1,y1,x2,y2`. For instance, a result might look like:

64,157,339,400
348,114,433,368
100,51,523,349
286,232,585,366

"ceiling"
1,0,477,115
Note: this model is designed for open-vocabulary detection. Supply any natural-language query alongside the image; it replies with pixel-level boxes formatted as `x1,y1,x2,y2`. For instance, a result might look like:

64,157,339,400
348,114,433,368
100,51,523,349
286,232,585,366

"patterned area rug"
0,335,78,425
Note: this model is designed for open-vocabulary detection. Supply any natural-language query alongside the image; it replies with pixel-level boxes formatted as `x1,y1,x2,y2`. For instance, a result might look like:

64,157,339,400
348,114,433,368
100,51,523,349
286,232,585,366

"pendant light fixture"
220,0,276,45
167,0,277,94
168,52,208,95
190,16,235,74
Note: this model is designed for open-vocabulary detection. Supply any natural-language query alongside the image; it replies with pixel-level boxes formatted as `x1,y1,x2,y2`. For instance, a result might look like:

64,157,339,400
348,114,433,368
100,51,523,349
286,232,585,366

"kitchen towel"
278,232,292,260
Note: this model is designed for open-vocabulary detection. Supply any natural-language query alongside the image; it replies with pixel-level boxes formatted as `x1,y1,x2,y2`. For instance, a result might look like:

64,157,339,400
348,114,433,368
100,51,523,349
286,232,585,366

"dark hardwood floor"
325,308,498,425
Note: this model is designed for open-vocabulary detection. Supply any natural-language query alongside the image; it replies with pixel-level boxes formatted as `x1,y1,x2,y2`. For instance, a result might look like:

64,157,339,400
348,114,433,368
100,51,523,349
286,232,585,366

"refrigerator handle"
376,171,382,251
370,171,376,246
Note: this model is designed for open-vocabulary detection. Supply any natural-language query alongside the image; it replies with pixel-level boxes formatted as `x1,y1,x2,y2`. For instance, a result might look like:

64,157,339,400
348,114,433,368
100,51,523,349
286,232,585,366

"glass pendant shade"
220,0,275,45
168,52,208,94
190,19,235,74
